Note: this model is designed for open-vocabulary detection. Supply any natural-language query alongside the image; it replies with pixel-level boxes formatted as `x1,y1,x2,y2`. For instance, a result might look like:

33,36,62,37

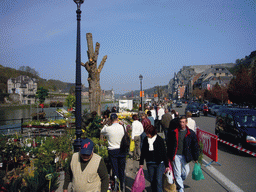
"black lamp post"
139,74,143,111
73,0,84,152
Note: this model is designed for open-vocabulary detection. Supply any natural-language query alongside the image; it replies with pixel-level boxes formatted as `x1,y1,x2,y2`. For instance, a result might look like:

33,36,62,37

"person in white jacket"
186,112,197,132
131,114,144,160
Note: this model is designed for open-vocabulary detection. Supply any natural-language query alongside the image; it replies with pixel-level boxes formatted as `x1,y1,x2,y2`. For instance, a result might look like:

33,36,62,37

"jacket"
161,112,173,130
167,126,199,163
140,134,169,168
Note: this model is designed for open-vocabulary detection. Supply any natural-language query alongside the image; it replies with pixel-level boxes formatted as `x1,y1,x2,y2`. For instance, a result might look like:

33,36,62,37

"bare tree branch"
98,55,107,73
86,33,94,60
94,42,100,62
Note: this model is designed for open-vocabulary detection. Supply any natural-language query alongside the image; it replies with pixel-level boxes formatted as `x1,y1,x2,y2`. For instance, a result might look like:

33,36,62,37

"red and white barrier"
217,138,256,157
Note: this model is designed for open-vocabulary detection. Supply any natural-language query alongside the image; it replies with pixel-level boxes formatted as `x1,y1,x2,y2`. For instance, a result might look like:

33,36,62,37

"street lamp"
73,0,84,152
139,74,143,111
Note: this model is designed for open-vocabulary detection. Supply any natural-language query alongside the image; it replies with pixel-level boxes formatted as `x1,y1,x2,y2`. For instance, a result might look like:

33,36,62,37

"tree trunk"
81,33,107,115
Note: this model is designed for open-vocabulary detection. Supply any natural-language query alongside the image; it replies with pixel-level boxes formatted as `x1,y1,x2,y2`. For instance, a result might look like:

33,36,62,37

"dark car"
211,105,226,116
215,108,256,151
176,101,182,108
185,104,200,117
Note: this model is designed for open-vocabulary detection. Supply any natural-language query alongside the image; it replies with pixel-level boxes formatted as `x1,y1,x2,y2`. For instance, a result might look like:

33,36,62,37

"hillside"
121,85,168,98
0,65,75,93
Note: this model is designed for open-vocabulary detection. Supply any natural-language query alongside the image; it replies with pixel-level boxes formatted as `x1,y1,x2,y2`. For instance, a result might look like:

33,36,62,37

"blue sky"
1,0,255,94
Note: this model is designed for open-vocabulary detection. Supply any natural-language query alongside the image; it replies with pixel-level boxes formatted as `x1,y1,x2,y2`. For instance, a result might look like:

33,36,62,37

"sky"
1,0,256,94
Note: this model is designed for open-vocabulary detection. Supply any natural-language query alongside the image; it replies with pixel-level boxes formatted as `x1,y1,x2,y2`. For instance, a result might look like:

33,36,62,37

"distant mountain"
120,85,168,98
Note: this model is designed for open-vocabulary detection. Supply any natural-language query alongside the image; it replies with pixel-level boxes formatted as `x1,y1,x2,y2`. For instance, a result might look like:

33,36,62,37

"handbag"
192,162,205,181
130,139,135,152
163,161,176,192
131,168,145,192
120,125,130,153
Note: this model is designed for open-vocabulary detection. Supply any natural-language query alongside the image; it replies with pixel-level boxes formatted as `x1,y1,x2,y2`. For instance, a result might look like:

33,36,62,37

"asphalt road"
174,104,256,192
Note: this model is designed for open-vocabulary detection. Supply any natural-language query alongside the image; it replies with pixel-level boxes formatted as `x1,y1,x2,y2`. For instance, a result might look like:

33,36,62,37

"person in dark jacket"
139,125,169,192
167,116,199,192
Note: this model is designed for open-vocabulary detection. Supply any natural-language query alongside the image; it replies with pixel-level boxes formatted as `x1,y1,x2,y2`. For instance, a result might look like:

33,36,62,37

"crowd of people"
63,102,200,192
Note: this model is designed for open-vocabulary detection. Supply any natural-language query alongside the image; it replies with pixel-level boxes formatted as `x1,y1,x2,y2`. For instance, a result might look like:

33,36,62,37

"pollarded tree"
81,33,107,115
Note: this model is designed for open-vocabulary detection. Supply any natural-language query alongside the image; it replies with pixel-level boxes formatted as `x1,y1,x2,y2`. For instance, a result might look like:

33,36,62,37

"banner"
197,128,218,162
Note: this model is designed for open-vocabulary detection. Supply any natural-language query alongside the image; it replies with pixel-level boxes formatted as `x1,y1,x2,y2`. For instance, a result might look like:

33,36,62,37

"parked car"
176,101,182,108
210,105,226,116
215,108,256,151
185,104,200,117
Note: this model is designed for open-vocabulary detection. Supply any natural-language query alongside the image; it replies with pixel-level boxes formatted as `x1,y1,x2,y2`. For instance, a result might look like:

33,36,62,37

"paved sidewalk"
56,133,228,192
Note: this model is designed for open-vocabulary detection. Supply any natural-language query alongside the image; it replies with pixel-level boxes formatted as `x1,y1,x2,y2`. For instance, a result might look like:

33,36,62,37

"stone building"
7,75,38,104
168,63,235,100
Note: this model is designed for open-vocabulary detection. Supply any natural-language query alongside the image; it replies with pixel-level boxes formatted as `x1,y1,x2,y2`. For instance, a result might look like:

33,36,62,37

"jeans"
172,155,190,192
140,132,146,150
146,162,165,192
108,149,126,190
163,129,168,142
133,136,140,160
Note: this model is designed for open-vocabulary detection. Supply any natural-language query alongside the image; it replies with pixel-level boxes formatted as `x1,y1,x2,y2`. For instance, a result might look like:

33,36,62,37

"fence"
0,115,67,135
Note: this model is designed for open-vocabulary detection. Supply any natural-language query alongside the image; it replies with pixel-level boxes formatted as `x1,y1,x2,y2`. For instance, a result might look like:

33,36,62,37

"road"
174,104,256,192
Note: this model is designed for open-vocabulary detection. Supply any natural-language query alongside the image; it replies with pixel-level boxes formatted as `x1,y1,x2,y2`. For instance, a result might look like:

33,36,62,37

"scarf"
147,135,157,151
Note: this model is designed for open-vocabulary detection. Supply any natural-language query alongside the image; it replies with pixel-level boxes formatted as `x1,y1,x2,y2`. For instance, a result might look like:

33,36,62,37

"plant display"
0,110,133,192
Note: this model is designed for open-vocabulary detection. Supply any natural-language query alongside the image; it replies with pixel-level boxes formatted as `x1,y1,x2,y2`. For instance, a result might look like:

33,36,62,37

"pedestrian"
139,125,169,192
111,106,117,113
186,111,197,132
100,114,126,191
160,108,172,142
171,109,176,119
167,116,200,192
157,105,165,132
105,107,111,118
63,138,109,192
150,106,156,121
147,110,155,126
155,105,165,132
140,113,151,149
131,114,144,161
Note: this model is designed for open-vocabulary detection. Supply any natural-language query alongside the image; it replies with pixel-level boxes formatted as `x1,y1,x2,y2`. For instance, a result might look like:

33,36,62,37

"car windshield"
235,115,256,127
188,105,197,109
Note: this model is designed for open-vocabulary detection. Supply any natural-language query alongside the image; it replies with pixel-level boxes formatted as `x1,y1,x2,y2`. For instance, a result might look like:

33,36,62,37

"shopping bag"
130,140,135,152
163,161,176,192
192,163,205,181
163,174,177,192
131,168,145,192
165,162,174,184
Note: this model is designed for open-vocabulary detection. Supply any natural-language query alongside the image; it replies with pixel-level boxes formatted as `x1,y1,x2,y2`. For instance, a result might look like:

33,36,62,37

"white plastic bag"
165,169,174,184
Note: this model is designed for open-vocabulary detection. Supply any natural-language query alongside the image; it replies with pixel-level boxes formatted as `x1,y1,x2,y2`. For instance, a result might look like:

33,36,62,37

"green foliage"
82,111,103,138
36,87,49,104
23,168,59,192
65,94,76,110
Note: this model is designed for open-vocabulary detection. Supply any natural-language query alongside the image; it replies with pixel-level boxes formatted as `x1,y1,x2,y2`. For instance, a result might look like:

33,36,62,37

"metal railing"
0,115,67,135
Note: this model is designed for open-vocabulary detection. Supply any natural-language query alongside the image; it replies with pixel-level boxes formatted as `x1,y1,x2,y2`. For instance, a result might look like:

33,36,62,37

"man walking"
161,108,173,141
167,116,199,192
131,114,144,160
100,114,126,191
63,138,109,192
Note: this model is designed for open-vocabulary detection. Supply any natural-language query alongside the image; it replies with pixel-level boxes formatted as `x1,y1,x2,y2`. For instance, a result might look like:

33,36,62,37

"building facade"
7,75,38,104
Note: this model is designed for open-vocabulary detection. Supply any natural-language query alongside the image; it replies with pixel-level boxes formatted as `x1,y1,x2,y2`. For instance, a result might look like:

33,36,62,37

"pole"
73,2,83,152
140,79,143,111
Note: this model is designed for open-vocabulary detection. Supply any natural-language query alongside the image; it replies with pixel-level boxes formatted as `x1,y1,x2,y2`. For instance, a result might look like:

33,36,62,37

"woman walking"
139,125,169,192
